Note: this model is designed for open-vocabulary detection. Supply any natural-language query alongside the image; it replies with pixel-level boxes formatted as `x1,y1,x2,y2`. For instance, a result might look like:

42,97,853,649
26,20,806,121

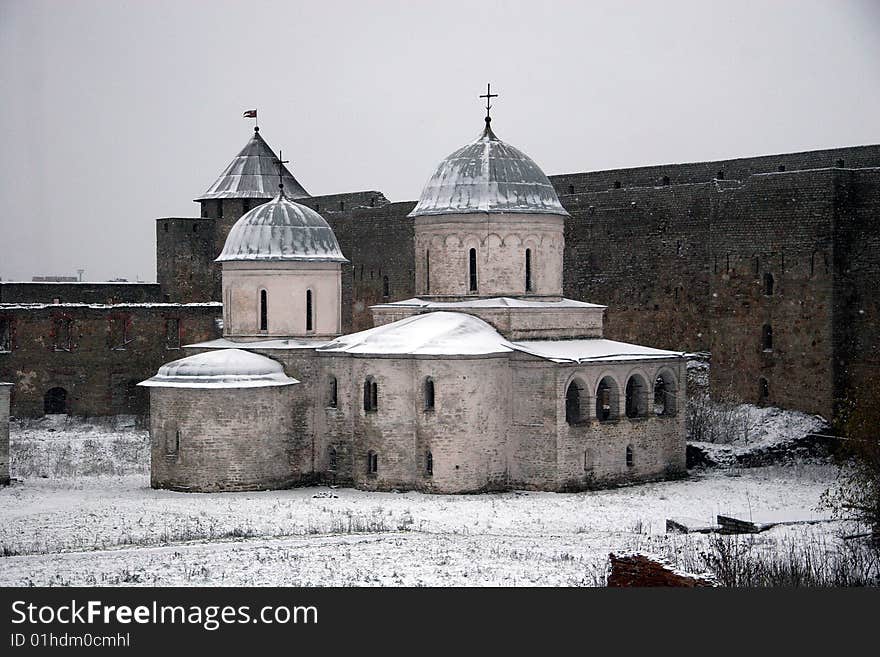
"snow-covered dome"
318,311,513,356
408,119,569,218
139,349,299,388
216,192,347,263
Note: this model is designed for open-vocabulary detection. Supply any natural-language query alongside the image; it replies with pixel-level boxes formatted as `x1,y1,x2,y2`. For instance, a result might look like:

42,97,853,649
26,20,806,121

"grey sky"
1,0,878,283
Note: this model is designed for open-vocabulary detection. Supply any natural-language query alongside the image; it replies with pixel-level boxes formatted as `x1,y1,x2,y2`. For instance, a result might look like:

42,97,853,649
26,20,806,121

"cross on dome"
479,83,499,123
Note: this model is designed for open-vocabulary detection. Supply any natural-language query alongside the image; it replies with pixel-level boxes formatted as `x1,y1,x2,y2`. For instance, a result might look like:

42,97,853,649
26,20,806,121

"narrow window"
426,451,433,476
165,318,180,350
367,450,378,474
306,289,313,332
328,376,338,408
0,318,11,352
613,181,621,189
759,377,770,404
567,184,574,194
329,447,338,471
53,318,72,351
762,324,773,351
339,201,345,211
193,223,199,233
565,381,582,424
110,316,132,350
425,250,431,294
716,170,725,180
424,377,435,411
363,377,378,412
468,248,477,292
163,222,169,232
662,175,670,186
763,272,774,296
166,430,180,456
778,164,786,172
370,196,376,207
596,377,617,422
259,290,268,331
525,249,533,292
382,276,390,298
216,200,223,218
626,445,634,467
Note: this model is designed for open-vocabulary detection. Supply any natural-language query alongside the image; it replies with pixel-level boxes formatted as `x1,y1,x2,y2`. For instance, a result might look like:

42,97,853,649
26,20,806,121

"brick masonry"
0,383,10,485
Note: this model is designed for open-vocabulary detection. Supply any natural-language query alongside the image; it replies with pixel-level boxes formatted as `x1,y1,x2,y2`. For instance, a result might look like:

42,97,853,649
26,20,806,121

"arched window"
306,289,313,332
759,377,770,404
525,249,533,292
328,376,338,408
329,447,338,471
367,450,378,474
424,377,435,411
626,445,634,467
383,276,390,298
166,430,180,456
468,248,477,292
625,374,648,418
762,324,773,351
363,376,378,412
44,387,68,415
596,377,618,422
763,272,774,296
259,290,268,331
653,371,677,416
425,250,431,294
425,451,433,476
565,379,587,424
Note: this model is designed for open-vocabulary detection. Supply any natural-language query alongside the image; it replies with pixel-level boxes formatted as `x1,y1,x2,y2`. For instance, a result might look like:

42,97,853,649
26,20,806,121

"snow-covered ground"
0,415,846,586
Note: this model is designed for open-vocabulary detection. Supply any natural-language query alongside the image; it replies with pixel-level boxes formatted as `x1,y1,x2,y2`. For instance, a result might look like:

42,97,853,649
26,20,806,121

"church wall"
413,213,565,298
0,384,10,485
0,304,221,417
148,384,304,492
221,262,342,338
507,359,561,489
554,360,687,490
320,354,509,493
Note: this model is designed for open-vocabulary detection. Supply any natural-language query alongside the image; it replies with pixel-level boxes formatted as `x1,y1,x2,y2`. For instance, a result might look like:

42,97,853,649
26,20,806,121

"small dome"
216,192,348,263
318,311,513,356
408,120,568,218
139,349,299,388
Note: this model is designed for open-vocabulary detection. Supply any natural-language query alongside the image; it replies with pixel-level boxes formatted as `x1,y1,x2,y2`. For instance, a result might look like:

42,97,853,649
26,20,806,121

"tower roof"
196,128,310,201
408,120,569,218
216,191,347,263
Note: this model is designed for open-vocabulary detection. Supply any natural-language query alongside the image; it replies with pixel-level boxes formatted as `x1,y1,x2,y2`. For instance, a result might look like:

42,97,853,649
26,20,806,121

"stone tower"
409,117,569,300
157,127,311,302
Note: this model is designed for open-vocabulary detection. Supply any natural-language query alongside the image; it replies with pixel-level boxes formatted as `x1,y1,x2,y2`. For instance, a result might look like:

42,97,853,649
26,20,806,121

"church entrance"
44,387,68,414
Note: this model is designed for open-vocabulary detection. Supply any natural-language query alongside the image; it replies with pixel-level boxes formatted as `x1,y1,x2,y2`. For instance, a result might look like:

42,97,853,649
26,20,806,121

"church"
140,107,687,494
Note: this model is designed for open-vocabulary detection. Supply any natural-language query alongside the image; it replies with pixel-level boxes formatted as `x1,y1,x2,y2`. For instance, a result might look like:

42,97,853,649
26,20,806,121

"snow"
185,337,332,350
374,296,605,309
408,122,570,218
512,339,684,363
0,417,842,586
138,349,299,388
318,311,514,356
216,192,347,263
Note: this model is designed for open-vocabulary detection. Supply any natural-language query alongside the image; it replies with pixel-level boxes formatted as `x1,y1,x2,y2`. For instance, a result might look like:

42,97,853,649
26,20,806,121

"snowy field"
0,414,851,586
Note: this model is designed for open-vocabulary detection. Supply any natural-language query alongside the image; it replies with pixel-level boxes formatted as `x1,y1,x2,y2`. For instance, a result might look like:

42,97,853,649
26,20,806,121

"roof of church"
373,297,605,309
216,191,347,263
196,128,309,201
318,311,514,356
139,349,299,388
408,119,569,218
513,339,685,363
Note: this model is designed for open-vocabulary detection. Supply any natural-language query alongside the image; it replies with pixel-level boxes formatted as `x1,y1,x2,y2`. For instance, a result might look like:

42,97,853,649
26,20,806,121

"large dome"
216,192,347,263
408,119,568,218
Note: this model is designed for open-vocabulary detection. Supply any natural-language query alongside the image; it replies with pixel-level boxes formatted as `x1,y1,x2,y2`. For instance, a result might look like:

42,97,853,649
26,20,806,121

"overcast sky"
1,0,879,282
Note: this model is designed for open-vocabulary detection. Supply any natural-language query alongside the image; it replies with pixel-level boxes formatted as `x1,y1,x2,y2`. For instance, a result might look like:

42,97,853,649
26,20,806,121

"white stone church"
141,114,687,493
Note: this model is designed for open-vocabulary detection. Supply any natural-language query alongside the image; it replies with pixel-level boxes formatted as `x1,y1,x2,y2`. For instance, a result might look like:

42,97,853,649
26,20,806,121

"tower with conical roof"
156,127,312,303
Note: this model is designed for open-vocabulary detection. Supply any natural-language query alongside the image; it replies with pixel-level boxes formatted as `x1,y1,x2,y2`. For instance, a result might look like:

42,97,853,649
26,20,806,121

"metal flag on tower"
243,109,258,129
